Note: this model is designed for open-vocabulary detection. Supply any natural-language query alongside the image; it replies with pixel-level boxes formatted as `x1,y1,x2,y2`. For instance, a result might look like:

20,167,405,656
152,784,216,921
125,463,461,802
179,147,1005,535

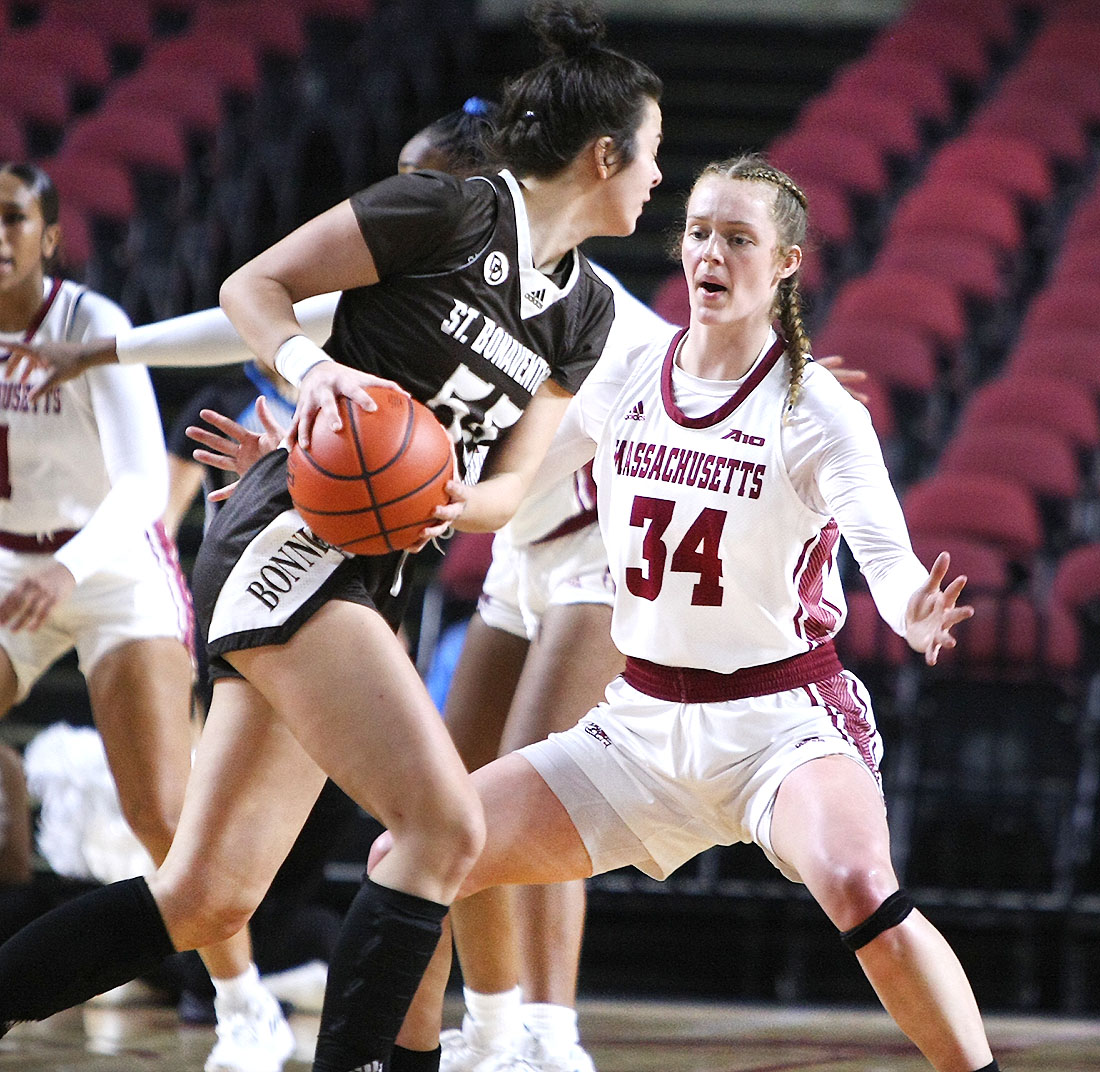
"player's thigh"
463,753,592,894
230,599,479,838
153,675,328,929
501,601,620,751
444,613,529,770
770,754,896,928
86,637,195,838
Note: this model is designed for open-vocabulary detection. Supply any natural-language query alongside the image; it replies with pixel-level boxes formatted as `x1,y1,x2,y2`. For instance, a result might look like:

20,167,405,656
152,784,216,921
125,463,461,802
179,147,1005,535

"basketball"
286,387,453,555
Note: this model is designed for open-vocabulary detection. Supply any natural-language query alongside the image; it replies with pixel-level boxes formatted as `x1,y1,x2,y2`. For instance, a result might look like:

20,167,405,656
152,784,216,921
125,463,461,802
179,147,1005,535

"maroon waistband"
622,640,843,703
0,528,79,554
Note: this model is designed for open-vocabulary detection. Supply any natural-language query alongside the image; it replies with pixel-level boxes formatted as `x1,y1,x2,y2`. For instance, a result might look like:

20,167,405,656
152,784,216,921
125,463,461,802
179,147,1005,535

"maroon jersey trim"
24,277,64,343
623,638,842,703
660,329,786,429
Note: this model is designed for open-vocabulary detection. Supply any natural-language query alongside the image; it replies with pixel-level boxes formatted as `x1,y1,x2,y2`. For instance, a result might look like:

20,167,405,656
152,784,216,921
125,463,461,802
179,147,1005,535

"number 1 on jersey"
0,425,9,499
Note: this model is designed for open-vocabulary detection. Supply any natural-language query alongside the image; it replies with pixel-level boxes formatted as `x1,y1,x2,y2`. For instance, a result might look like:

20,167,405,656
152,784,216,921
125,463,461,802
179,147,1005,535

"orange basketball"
286,387,453,555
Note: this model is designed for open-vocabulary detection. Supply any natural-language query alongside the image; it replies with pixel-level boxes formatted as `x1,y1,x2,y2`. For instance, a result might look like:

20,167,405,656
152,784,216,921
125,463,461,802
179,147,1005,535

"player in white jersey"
381,155,1002,1072
0,162,294,1072
434,260,871,1072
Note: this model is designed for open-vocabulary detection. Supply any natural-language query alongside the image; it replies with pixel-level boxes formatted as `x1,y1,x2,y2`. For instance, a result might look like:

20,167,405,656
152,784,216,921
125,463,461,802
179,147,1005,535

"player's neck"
518,171,600,274
678,320,772,381
0,271,46,334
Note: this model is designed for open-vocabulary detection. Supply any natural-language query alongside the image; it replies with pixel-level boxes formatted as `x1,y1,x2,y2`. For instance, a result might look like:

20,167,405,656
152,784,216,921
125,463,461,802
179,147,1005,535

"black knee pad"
839,888,914,951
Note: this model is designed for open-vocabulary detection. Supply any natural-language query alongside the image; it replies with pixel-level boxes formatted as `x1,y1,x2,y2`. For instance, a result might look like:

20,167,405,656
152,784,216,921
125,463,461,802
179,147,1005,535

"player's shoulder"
352,168,482,226
586,324,669,393
573,250,615,308
57,279,131,339
795,354,876,435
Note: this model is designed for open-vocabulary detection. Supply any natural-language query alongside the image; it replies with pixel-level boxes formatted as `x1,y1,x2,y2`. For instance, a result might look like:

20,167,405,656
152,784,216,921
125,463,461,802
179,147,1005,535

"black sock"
312,878,447,1072
0,876,176,1027
387,1044,442,1072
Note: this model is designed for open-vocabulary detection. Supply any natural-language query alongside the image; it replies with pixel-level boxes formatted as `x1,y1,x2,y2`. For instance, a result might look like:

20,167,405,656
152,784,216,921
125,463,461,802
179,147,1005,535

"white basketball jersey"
592,330,847,672
0,278,146,536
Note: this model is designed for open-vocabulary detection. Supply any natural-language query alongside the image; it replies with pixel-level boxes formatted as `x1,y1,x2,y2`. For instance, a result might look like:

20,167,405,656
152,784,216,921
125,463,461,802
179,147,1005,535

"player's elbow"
218,270,247,322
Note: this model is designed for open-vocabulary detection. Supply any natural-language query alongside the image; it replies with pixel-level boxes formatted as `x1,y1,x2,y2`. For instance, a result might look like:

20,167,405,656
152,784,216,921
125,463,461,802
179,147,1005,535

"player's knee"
838,889,915,952
816,858,897,922
397,793,484,890
431,795,486,881
151,874,256,949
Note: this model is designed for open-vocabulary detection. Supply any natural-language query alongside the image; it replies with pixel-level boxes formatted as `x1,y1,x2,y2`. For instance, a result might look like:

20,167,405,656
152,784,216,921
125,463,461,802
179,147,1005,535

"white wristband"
273,335,334,387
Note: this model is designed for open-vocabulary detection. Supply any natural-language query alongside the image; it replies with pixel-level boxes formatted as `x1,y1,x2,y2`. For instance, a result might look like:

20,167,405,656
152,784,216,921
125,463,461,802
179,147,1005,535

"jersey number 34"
626,494,725,607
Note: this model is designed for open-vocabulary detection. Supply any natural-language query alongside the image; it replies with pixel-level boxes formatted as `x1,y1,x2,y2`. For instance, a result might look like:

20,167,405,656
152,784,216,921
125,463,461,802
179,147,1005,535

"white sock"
522,1002,579,1057
212,963,268,1014
463,985,523,1049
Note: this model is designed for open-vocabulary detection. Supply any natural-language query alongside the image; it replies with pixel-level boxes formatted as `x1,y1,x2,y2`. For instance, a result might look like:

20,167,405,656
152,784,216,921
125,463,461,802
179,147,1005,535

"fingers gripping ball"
286,388,453,555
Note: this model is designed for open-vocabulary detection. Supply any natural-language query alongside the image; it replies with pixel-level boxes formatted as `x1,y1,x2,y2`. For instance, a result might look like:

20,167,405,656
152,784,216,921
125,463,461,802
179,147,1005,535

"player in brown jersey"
0,6,664,1072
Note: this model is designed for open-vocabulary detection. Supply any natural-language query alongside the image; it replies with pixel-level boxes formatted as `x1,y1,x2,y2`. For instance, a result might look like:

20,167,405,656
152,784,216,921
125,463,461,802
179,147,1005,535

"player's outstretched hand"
293,361,408,450
188,396,288,503
1,338,119,400
816,353,870,404
0,561,76,632
904,551,974,666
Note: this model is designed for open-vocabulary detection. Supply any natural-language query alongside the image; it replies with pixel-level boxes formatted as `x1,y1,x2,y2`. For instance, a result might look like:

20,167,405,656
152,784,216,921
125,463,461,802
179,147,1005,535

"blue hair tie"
463,97,490,116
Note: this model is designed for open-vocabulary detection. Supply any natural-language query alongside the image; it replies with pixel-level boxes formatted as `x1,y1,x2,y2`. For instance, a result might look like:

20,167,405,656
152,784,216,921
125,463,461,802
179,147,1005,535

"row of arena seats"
0,0,403,312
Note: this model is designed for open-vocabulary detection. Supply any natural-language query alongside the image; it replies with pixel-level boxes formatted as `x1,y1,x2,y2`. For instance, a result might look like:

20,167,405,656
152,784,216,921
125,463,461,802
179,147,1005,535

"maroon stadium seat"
904,472,1044,561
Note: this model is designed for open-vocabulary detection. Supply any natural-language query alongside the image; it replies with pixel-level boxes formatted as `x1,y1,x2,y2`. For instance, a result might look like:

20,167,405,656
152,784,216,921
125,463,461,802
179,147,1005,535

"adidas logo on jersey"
624,400,645,421
524,286,547,310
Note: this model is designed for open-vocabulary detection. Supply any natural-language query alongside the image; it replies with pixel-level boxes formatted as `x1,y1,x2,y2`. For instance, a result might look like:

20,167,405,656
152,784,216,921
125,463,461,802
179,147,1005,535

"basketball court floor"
1,995,1097,1071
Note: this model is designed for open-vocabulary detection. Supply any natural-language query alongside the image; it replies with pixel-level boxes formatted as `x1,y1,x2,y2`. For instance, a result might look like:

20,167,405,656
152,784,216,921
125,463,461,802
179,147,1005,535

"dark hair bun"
530,1,606,59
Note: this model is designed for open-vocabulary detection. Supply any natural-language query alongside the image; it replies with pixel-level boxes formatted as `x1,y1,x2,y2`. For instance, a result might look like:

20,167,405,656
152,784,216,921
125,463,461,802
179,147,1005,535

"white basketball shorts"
477,522,614,641
520,668,883,884
0,522,193,702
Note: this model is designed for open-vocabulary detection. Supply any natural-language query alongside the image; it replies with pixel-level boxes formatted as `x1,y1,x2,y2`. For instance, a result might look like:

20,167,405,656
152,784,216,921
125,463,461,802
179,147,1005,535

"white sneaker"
440,1015,516,1072
204,992,296,1072
262,960,328,1014
474,1032,596,1072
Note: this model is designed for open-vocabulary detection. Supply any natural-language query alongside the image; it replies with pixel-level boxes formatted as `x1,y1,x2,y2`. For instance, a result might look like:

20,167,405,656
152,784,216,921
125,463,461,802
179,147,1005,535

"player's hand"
0,561,76,632
904,551,974,666
292,362,408,450
188,397,288,503
816,353,870,404
409,479,469,552
1,338,120,400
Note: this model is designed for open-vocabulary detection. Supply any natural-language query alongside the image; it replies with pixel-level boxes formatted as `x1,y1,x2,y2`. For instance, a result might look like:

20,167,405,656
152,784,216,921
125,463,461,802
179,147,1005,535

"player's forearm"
220,272,315,373
117,293,339,368
453,473,528,532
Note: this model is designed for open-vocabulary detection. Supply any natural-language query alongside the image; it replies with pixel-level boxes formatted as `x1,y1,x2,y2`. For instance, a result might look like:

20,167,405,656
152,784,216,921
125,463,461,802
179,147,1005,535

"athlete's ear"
41,222,60,264
776,244,801,280
593,135,618,179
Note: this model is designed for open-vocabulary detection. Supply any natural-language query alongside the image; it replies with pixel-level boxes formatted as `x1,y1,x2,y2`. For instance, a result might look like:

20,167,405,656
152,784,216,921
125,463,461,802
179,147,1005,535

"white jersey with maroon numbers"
552,328,927,673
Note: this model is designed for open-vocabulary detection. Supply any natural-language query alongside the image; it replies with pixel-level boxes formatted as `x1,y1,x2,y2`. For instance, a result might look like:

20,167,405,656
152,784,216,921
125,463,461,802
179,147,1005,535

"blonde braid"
777,277,811,416
696,154,812,415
